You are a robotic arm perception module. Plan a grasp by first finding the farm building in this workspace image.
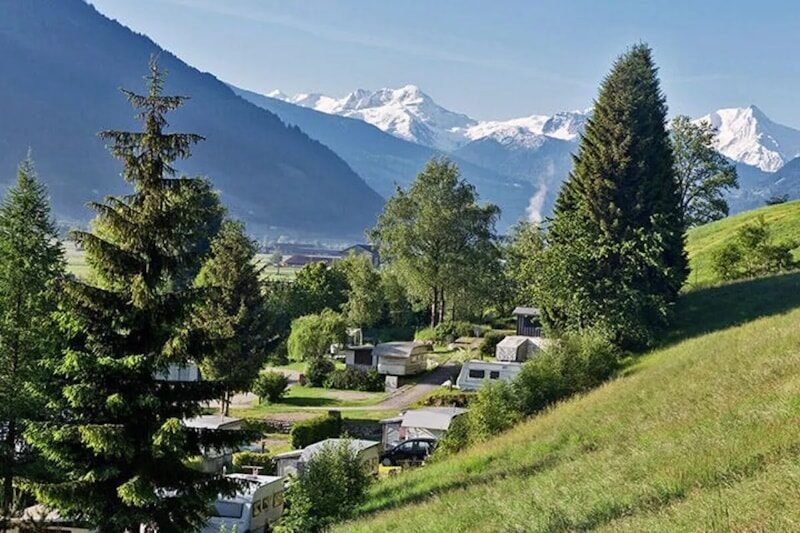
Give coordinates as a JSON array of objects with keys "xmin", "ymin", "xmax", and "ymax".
[
  {"xmin": 456, "ymin": 360, "xmax": 523, "ymax": 391},
  {"xmin": 513, "ymin": 306, "xmax": 542, "ymax": 337},
  {"xmin": 374, "ymin": 341, "xmax": 430, "ymax": 376},
  {"xmin": 282, "ymin": 254, "xmax": 338, "ymax": 267},
  {"xmin": 379, "ymin": 407, "xmax": 468, "ymax": 449},
  {"xmin": 340, "ymin": 243, "xmax": 380, "ymax": 267},
  {"xmin": 273, "ymin": 438, "xmax": 381, "ymax": 477},
  {"xmin": 183, "ymin": 415, "xmax": 244, "ymax": 473}
]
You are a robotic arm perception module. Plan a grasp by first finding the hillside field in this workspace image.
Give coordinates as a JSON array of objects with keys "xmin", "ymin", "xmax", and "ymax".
[
  {"xmin": 686, "ymin": 199, "xmax": 800, "ymax": 287},
  {"xmin": 338, "ymin": 272, "xmax": 800, "ymax": 531}
]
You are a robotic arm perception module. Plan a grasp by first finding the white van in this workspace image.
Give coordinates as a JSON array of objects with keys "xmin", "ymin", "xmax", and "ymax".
[{"xmin": 202, "ymin": 474, "xmax": 285, "ymax": 533}]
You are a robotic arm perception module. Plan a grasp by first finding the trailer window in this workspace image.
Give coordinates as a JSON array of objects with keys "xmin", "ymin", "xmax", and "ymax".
[
  {"xmin": 489, "ymin": 371, "xmax": 500, "ymax": 379},
  {"xmin": 273, "ymin": 490, "xmax": 284, "ymax": 507},
  {"xmin": 468, "ymin": 369, "xmax": 485, "ymax": 379},
  {"xmin": 213, "ymin": 500, "xmax": 243, "ymax": 519}
]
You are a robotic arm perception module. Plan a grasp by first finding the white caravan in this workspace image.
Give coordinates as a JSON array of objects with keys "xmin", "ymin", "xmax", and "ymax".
[{"xmin": 201, "ymin": 474, "xmax": 285, "ymax": 533}]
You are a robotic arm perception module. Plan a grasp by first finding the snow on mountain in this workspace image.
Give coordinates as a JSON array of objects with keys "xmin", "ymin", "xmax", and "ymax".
[
  {"xmin": 695, "ymin": 105, "xmax": 800, "ymax": 172},
  {"xmin": 269, "ymin": 86, "xmax": 590, "ymax": 151}
]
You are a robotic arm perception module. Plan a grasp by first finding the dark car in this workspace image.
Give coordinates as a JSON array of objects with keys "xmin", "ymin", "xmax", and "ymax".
[{"xmin": 379, "ymin": 438, "xmax": 437, "ymax": 467}]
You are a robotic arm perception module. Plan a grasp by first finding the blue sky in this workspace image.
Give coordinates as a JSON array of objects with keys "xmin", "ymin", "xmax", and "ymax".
[{"xmin": 89, "ymin": 0, "xmax": 800, "ymax": 126}]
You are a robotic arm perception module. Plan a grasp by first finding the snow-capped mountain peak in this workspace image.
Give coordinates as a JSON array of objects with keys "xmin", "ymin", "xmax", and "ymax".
[
  {"xmin": 268, "ymin": 85, "xmax": 590, "ymax": 151},
  {"xmin": 695, "ymin": 105, "xmax": 800, "ymax": 172}
]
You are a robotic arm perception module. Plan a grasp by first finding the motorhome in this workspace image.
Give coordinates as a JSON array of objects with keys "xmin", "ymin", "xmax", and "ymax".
[{"xmin": 201, "ymin": 473, "xmax": 285, "ymax": 533}]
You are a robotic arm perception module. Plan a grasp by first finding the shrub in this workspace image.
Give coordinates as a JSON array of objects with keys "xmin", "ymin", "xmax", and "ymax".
[
  {"xmin": 479, "ymin": 330, "xmax": 506, "ymax": 358},
  {"xmin": 712, "ymin": 216, "xmax": 798, "ymax": 282},
  {"xmin": 434, "ymin": 381, "xmax": 518, "ymax": 457},
  {"xmin": 414, "ymin": 326, "xmax": 436, "ymax": 343},
  {"xmin": 276, "ymin": 439, "xmax": 371, "ymax": 532},
  {"xmin": 305, "ymin": 356, "xmax": 335, "ymax": 387},
  {"xmin": 467, "ymin": 380, "xmax": 520, "ymax": 443},
  {"xmin": 290, "ymin": 412, "xmax": 342, "ymax": 449},
  {"xmin": 252, "ymin": 371, "xmax": 289, "ymax": 403},
  {"xmin": 324, "ymin": 367, "xmax": 384, "ymax": 392},
  {"xmin": 433, "ymin": 320, "xmax": 473, "ymax": 342},
  {"xmin": 514, "ymin": 328, "xmax": 620, "ymax": 416},
  {"xmin": 513, "ymin": 349, "xmax": 568, "ymax": 416},
  {"xmin": 417, "ymin": 388, "xmax": 473, "ymax": 408},
  {"xmin": 287, "ymin": 309, "xmax": 346, "ymax": 361},
  {"xmin": 232, "ymin": 451, "xmax": 274, "ymax": 475}
]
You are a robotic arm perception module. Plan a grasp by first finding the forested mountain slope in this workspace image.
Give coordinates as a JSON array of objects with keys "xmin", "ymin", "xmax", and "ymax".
[{"xmin": 0, "ymin": 0, "xmax": 383, "ymax": 238}]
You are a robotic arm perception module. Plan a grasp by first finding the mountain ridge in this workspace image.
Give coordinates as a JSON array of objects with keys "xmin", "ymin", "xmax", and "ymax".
[{"xmin": 0, "ymin": 0, "xmax": 384, "ymax": 239}]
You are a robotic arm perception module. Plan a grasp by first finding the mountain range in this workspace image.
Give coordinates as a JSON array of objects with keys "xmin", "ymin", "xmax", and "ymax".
[
  {"xmin": 1, "ymin": 0, "xmax": 798, "ymax": 240},
  {"xmin": 0, "ymin": 0, "xmax": 382, "ymax": 239},
  {"xmin": 266, "ymin": 86, "xmax": 800, "ymax": 217}
]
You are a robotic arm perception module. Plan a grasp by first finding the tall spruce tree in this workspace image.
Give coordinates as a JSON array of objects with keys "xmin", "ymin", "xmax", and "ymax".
[
  {"xmin": 194, "ymin": 219, "xmax": 273, "ymax": 416},
  {"xmin": 540, "ymin": 44, "xmax": 687, "ymax": 348},
  {"xmin": 26, "ymin": 60, "xmax": 255, "ymax": 532},
  {"xmin": 0, "ymin": 156, "xmax": 64, "ymax": 528}
]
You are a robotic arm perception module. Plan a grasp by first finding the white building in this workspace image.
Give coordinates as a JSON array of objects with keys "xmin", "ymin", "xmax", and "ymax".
[
  {"xmin": 273, "ymin": 438, "xmax": 381, "ymax": 477},
  {"xmin": 374, "ymin": 341, "xmax": 429, "ymax": 376},
  {"xmin": 379, "ymin": 407, "xmax": 468, "ymax": 449}
]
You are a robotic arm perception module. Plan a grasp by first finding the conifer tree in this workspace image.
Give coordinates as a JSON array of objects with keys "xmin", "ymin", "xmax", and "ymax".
[
  {"xmin": 27, "ymin": 59, "xmax": 255, "ymax": 532},
  {"xmin": 539, "ymin": 44, "xmax": 687, "ymax": 348},
  {"xmin": 194, "ymin": 219, "xmax": 273, "ymax": 416},
  {"xmin": 0, "ymin": 155, "xmax": 64, "ymax": 527}
]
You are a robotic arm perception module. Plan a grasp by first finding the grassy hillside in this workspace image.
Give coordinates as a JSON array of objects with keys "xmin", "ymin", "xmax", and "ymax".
[
  {"xmin": 686, "ymin": 199, "xmax": 800, "ymax": 286},
  {"xmin": 338, "ymin": 272, "xmax": 800, "ymax": 532}
]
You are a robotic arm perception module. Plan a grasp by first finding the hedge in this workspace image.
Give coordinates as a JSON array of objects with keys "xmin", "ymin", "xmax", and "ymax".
[
  {"xmin": 232, "ymin": 451, "xmax": 275, "ymax": 475},
  {"xmin": 290, "ymin": 412, "xmax": 343, "ymax": 449}
]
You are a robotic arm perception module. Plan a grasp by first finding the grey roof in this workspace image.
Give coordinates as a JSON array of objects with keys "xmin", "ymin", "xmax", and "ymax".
[
  {"xmin": 400, "ymin": 407, "xmax": 468, "ymax": 431},
  {"xmin": 512, "ymin": 306, "xmax": 541, "ymax": 316},
  {"xmin": 299, "ymin": 438, "xmax": 380, "ymax": 462},
  {"xmin": 497, "ymin": 335, "xmax": 531, "ymax": 348},
  {"xmin": 183, "ymin": 415, "xmax": 242, "ymax": 430},
  {"xmin": 373, "ymin": 341, "xmax": 429, "ymax": 359}
]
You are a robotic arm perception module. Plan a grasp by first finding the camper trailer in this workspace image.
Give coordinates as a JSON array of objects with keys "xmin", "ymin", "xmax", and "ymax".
[
  {"xmin": 273, "ymin": 438, "xmax": 381, "ymax": 477},
  {"xmin": 201, "ymin": 473, "xmax": 285, "ymax": 533},
  {"xmin": 374, "ymin": 341, "xmax": 429, "ymax": 376},
  {"xmin": 456, "ymin": 360, "xmax": 523, "ymax": 391}
]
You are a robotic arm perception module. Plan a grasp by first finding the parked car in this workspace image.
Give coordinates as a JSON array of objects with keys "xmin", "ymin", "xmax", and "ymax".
[{"xmin": 379, "ymin": 438, "xmax": 437, "ymax": 466}]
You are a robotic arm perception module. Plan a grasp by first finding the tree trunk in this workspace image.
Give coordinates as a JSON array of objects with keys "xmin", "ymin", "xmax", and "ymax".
[
  {"xmin": 1, "ymin": 419, "xmax": 15, "ymax": 530},
  {"xmin": 430, "ymin": 287, "xmax": 439, "ymax": 328},
  {"xmin": 438, "ymin": 289, "xmax": 446, "ymax": 325}
]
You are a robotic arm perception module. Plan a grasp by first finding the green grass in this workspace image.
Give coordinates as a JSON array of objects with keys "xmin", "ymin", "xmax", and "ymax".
[
  {"xmin": 685, "ymin": 199, "xmax": 800, "ymax": 287},
  {"xmin": 231, "ymin": 385, "xmax": 388, "ymax": 418},
  {"xmin": 64, "ymin": 247, "xmax": 301, "ymax": 281},
  {"xmin": 336, "ymin": 272, "xmax": 800, "ymax": 532}
]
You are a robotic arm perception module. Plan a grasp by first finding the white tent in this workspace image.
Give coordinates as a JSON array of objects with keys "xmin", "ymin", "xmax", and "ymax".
[{"xmin": 495, "ymin": 335, "xmax": 532, "ymax": 362}]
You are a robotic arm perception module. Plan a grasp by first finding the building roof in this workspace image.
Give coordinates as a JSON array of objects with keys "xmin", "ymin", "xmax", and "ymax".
[
  {"xmin": 462, "ymin": 359, "xmax": 524, "ymax": 370},
  {"xmin": 342, "ymin": 244, "xmax": 376, "ymax": 254},
  {"xmin": 373, "ymin": 341, "xmax": 429, "ymax": 359},
  {"xmin": 512, "ymin": 306, "xmax": 541, "ymax": 317},
  {"xmin": 183, "ymin": 415, "xmax": 242, "ymax": 430},
  {"xmin": 497, "ymin": 335, "xmax": 532, "ymax": 349},
  {"xmin": 273, "ymin": 438, "xmax": 380, "ymax": 463},
  {"xmin": 400, "ymin": 407, "xmax": 468, "ymax": 431},
  {"xmin": 223, "ymin": 473, "xmax": 283, "ymax": 499}
]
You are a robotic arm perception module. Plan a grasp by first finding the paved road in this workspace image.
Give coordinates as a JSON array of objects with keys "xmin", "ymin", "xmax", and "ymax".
[
  {"xmin": 353, "ymin": 360, "xmax": 461, "ymax": 411},
  {"xmin": 226, "ymin": 358, "xmax": 463, "ymax": 413}
]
